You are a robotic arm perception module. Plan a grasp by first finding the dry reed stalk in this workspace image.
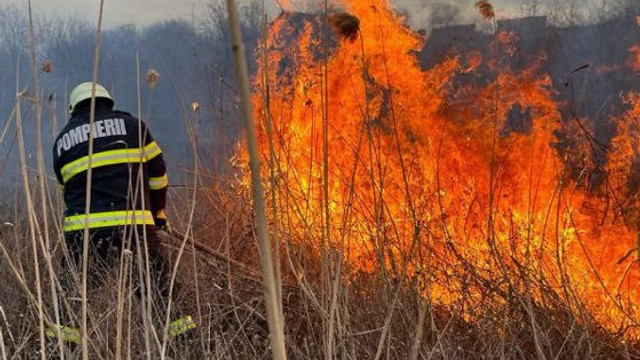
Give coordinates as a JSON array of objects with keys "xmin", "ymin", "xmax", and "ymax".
[
  {"xmin": 0, "ymin": 236, "xmax": 46, "ymax": 324},
  {"xmin": 126, "ymin": 259, "xmax": 134, "ymax": 358},
  {"xmin": 226, "ymin": 0, "xmax": 287, "ymax": 358},
  {"xmin": 14, "ymin": 56, "xmax": 47, "ymax": 359},
  {"xmin": 523, "ymin": 118, "xmax": 552, "ymax": 360},
  {"xmin": 160, "ymin": 95, "xmax": 201, "ymax": 358},
  {"xmin": 261, "ymin": 9, "xmax": 284, "ymax": 321},
  {"xmin": 268, "ymin": 139, "xmax": 326, "ymax": 318},
  {"xmin": 0, "ymin": 321, "xmax": 6, "ymax": 360},
  {"xmin": 190, "ymin": 223, "xmax": 206, "ymax": 352},
  {"xmin": 26, "ymin": 2, "xmax": 67, "ymax": 357},
  {"xmin": 156, "ymin": 78, "xmax": 211, "ymax": 354},
  {"xmin": 81, "ymin": 1, "xmax": 105, "ymax": 358},
  {"xmin": 264, "ymin": 37, "xmax": 326, "ymax": 358},
  {"xmin": 563, "ymin": 193, "xmax": 638, "ymax": 326},
  {"xmin": 115, "ymin": 250, "xmax": 132, "ymax": 360},
  {"xmin": 321, "ymin": 2, "xmax": 337, "ymax": 359},
  {"xmin": 488, "ymin": 14, "xmax": 548, "ymax": 357},
  {"xmin": 131, "ymin": 30, "xmax": 158, "ymax": 356},
  {"xmin": 323, "ymin": 77, "xmax": 368, "ymax": 356},
  {"xmin": 371, "ymin": 13, "xmax": 426, "ymax": 360},
  {"xmin": 187, "ymin": 100, "xmax": 207, "ymax": 353},
  {"xmin": 408, "ymin": 299, "xmax": 427, "ymax": 360},
  {"xmin": 326, "ymin": 12, "xmax": 364, "ymax": 358}
]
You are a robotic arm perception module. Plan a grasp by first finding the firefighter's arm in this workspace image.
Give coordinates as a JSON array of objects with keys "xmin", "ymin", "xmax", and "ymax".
[
  {"xmin": 141, "ymin": 123, "xmax": 169, "ymax": 225},
  {"xmin": 52, "ymin": 143, "xmax": 64, "ymax": 185}
]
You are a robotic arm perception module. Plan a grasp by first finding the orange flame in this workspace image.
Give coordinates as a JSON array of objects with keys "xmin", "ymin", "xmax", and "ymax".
[
  {"xmin": 246, "ymin": 0, "xmax": 640, "ymax": 336},
  {"xmin": 631, "ymin": 45, "xmax": 640, "ymax": 72}
]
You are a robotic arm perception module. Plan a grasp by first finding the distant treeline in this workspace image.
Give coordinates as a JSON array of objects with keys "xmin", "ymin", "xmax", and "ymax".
[
  {"xmin": 1, "ymin": 0, "xmax": 639, "ymax": 188},
  {"xmin": 0, "ymin": 1, "xmax": 261, "ymax": 186},
  {"xmin": 420, "ymin": 11, "xmax": 640, "ymax": 186}
]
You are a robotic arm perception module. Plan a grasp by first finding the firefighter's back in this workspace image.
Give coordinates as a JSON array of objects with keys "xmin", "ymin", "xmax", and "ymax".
[{"xmin": 53, "ymin": 100, "xmax": 155, "ymax": 232}]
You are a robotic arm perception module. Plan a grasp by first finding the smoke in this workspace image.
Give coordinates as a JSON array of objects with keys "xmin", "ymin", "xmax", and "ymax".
[
  {"xmin": 393, "ymin": 0, "xmax": 640, "ymax": 30},
  {"xmin": 392, "ymin": 0, "xmax": 517, "ymax": 30}
]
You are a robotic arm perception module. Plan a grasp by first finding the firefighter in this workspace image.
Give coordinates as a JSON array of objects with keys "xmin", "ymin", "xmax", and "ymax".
[{"xmin": 48, "ymin": 82, "xmax": 195, "ymax": 344}]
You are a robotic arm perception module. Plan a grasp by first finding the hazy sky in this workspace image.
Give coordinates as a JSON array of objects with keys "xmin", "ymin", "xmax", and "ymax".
[
  {"xmin": 2, "ymin": 0, "xmax": 201, "ymax": 27},
  {"xmin": 2, "ymin": 0, "xmax": 626, "ymax": 29},
  {"xmin": 0, "ymin": 0, "xmax": 529, "ymax": 29}
]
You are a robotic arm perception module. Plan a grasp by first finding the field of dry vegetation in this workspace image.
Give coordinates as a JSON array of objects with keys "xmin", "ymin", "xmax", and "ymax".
[{"xmin": 3, "ymin": 0, "xmax": 640, "ymax": 359}]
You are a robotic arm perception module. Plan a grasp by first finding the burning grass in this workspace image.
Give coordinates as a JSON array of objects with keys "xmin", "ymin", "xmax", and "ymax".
[
  {"xmin": 631, "ymin": 45, "xmax": 640, "ymax": 72},
  {"xmin": 1, "ymin": 185, "xmax": 639, "ymax": 358},
  {"xmin": 249, "ymin": 0, "xmax": 640, "ymax": 352},
  {"xmin": 3, "ymin": 0, "xmax": 640, "ymax": 358}
]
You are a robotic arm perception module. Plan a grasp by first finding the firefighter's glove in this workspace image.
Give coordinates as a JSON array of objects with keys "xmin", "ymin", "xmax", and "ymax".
[{"xmin": 154, "ymin": 209, "xmax": 172, "ymax": 234}]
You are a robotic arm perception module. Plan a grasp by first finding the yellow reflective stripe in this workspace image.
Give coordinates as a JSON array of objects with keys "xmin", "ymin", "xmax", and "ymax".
[
  {"xmin": 64, "ymin": 210, "xmax": 154, "ymax": 232},
  {"xmin": 45, "ymin": 325, "xmax": 80, "ymax": 344},
  {"xmin": 145, "ymin": 141, "xmax": 162, "ymax": 161},
  {"xmin": 168, "ymin": 315, "xmax": 197, "ymax": 337},
  {"xmin": 149, "ymin": 174, "xmax": 169, "ymax": 190},
  {"xmin": 60, "ymin": 148, "xmax": 146, "ymax": 183}
]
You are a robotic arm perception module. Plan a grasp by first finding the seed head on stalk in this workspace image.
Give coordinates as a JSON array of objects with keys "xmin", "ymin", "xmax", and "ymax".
[
  {"xmin": 475, "ymin": 1, "xmax": 495, "ymax": 20},
  {"xmin": 146, "ymin": 69, "xmax": 159, "ymax": 89},
  {"xmin": 42, "ymin": 60, "xmax": 52, "ymax": 73},
  {"xmin": 329, "ymin": 12, "xmax": 360, "ymax": 42},
  {"xmin": 191, "ymin": 101, "xmax": 200, "ymax": 114}
]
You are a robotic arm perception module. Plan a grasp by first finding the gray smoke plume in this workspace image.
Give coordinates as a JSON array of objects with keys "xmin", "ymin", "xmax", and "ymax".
[{"xmin": 393, "ymin": 0, "xmax": 640, "ymax": 30}]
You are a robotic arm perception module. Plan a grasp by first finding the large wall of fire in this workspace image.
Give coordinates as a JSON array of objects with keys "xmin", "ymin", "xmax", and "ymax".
[{"xmin": 247, "ymin": 0, "xmax": 640, "ymax": 335}]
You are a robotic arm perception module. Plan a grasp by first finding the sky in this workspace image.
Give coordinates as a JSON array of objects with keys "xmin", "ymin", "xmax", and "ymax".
[
  {"xmin": 2, "ymin": 0, "xmax": 201, "ymax": 27},
  {"xmin": 0, "ymin": 0, "xmax": 627, "ymax": 30},
  {"xmin": 0, "ymin": 0, "xmax": 528, "ymax": 29}
]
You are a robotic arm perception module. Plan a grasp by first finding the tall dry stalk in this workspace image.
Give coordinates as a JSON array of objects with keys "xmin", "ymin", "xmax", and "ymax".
[
  {"xmin": 0, "ymin": 321, "xmax": 6, "ymax": 360},
  {"xmin": 321, "ymin": 3, "xmax": 338, "ymax": 359},
  {"xmin": 225, "ymin": 0, "xmax": 287, "ymax": 358},
  {"xmin": 371, "ymin": 11, "xmax": 426, "ymax": 360},
  {"xmin": 408, "ymin": 298, "xmax": 427, "ymax": 360},
  {"xmin": 261, "ymin": 6, "xmax": 284, "ymax": 320},
  {"xmin": 15, "ymin": 67, "xmax": 46, "ymax": 360},
  {"xmin": 132, "ymin": 29, "xmax": 157, "ymax": 356},
  {"xmin": 160, "ymin": 93, "xmax": 201, "ymax": 358},
  {"xmin": 80, "ymin": 1, "xmax": 105, "ymax": 358},
  {"xmin": 26, "ymin": 2, "xmax": 66, "ymax": 357},
  {"xmin": 126, "ymin": 258, "xmax": 134, "ymax": 358},
  {"xmin": 0, "ymin": 204, "xmax": 49, "ymax": 328},
  {"xmin": 480, "ymin": 8, "xmax": 547, "ymax": 358},
  {"xmin": 325, "ymin": 12, "xmax": 366, "ymax": 358},
  {"xmin": 170, "ymin": 80, "xmax": 209, "ymax": 354},
  {"xmin": 115, "ymin": 250, "xmax": 132, "ymax": 360},
  {"xmin": 184, "ymin": 94, "xmax": 208, "ymax": 354}
]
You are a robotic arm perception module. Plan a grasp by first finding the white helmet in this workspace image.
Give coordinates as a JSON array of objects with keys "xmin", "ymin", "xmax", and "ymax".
[{"xmin": 69, "ymin": 82, "xmax": 113, "ymax": 111}]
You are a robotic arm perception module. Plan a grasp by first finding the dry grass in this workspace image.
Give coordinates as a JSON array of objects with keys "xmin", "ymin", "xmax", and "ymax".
[
  {"xmin": 1, "ymin": 183, "xmax": 639, "ymax": 359},
  {"xmin": 1, "ymin": 2, "xmax": 640, "ymax": 360}
]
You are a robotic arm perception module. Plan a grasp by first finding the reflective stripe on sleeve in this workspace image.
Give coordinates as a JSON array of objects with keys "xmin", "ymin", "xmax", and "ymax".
[
  {"xmin": 60, "ymin": 148, "xmax": 146, "ymax": 183},
  {"xmin": 144, "ymin": 141, "xmax": 162, "ymax": 161},
  {"xmin": 149, "ymin": 174, "xmax": 169, "ymax": 190},
  {"xmin": 64, "ymin": 210, "xmax": 155, "ymax": 232},
  {"xmin": 46, "ymin": 325, "xmax": 80, "ymax": 344},
  {"xmin": 168, "ymin": 315, "xmax": 197, "ymax": 337}
]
